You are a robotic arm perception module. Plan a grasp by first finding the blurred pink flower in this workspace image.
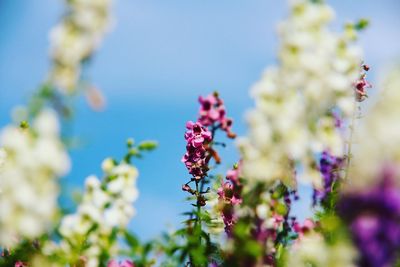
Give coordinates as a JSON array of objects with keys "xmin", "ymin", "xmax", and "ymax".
[
  {"xmin": 15, "ymin": 261, "xmax": 27, "ymax": 267},
  {"xmin": 107, "ymin": 260, "xmax": 135, "ymax": 267}
]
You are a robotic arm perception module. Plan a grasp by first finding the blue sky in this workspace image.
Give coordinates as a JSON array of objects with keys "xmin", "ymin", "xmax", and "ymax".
[{"xmin": 0, "ymin": 0, "xmax": 399, "ymax": 240}]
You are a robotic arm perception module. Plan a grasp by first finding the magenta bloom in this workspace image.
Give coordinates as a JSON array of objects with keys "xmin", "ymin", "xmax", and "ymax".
[
  {"xmin": 293, "ymin": 219, "xmax": 315, "ymax": 240},
  {"xmin": 182, "ymin": 121, "xmax": 212, "ymax": 179},
  {"xmin": 14, "ymin": 262, "xmax": 27, "ymax": 267},
  {"xmin": 198, "ymin": 93, "xmax": 235, "ymax": 138},
  {"xmin": 107, "ymin": 259, "xmax": 135, "ymax": 267},
  {"xmin": 218, "ymin": 164, "xmax": 243, "ymax": 235},
  {"xmin": 354, "ymin": 64, "xmax": 372, "ymax": 102}
]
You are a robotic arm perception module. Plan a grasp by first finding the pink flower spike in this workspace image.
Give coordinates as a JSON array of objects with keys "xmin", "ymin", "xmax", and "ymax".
[
  {"xmin": 197, "ymin": 92, "xmax": 236, "ymax": 138},
  {"xmin": 182, "ymin": 121, "xmax": 213, "ymax": 178}
]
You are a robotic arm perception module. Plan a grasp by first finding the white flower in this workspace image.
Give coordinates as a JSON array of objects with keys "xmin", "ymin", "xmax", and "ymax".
[
  {"xmin": 53, "ymin": 158, "xmax": 139, "ymax": 264},
  {"xmin": 33, "ymin": 108, "xmax": 60, "ymax": 137},
  {"xmin": 0, "ymin": 148, "xmax": 6, "ymax": 169},
  {"xmin": 287, "ymin": 232, "xmax": 357, "ymax": 267},
  {"xmin": 0, "ymin": 108, "xmax": 70, "ymax": 247},
  {"xmin": 349, "ymin": 68, "xmax": 400, "ymax": 189},
  {"xmin": 238, "ymin": 0, "xmax": 362, "ymax": 187},
  {"xmin": 101, "ymin": 157, "xmax": 115, "ymax": 173},
  {"xmin": 48, "ymin": 0, "xmax": 113, "ymax": 92}
]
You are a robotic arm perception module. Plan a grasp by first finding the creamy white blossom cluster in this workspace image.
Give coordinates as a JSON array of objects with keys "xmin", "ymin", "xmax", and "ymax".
[
  {"xmin": 0, "ymin": 148, "xmax": 6, "ymax": 169},
  {"xmin": 287, "ymin": 232, "xmax": 356, "ymax": 267},
  {"xmin": 46, "ymin": 158, "xmax": 139, "ymax": 267},
  {"xmin": 238, "ymin": 0, "xmax": 362, "ymax": 187},
  {"xmin": 349, "ymin": 68, "xmax": 400, "ymax": 189},
  {"xmin": 0, "ymin": 109, "xmax": 70, "ymax": 247},
  {"xmin": 49, "ymin": 0, "xmax": 112, "ymax": 92}
]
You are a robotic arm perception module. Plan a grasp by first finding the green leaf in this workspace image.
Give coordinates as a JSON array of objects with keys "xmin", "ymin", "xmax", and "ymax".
[
  {"xmin": 138, "ymin": 140, "xmax": 158, "ymax": 151},
  {"xmin": 355, "ymin": 18, "xmax": 370, "ymax": 31},
  {"xmin": 124, "ymin": 231, "xmax": 140, "ymax": 249}
]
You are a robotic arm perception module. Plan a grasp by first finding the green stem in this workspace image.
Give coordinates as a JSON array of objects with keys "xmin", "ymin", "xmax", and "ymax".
[{"xmin": 344, "ymin": 100, "xmax": 360, "ymax": 180}]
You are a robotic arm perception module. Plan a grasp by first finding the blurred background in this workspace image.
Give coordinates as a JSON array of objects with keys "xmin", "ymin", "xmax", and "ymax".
[{"xmin": 0, "ymin": 0, "xmax": 399, "ymax": 240}]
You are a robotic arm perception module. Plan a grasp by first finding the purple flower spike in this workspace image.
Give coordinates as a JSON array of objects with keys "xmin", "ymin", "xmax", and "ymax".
[
  {"xmin": 338, "ymin": 167, "xmax": 400, "ymax": 267},
  {"xmin": 313, "ymin": 151, "xmax": 344, "ymax": 205}
]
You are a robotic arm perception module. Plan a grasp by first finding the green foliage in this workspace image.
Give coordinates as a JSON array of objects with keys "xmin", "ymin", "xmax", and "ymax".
[
  {"xmin": 137, "ymin": 141, "xmax": 158, "ymax": 151},
  {"xmin": 0, "ymin": 239, "xmax": 42, "ymax": 267},
  {"xmin": 28, "ymin": 83, "xmax": 74, "ymax": 119},
  {"xmin": 354, "ymin": 18, "xmax": 370, "ymax": 31},
  {"xmin": 124, "ymin": 138, "xmax": 158, "ymax": 162},
  {"xmin": 123, "ymin": 231, "xmax": 156, "ymax": 267}
]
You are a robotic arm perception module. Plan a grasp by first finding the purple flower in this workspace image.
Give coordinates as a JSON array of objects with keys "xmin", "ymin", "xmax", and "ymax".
[
  {"xmin": 198, "ymin": 92, "xmax": 236, "ymax": 138},
  {"xmin": 182, "ymin": 121, "xmax": 212, "ymax": 179},
  {"xmin": 313, "ymin": 151, "xmax": 344, "ymax": 205},
  {"xmin": 338, "ymin": 167, "xmax": 400, "ymax": 267}
]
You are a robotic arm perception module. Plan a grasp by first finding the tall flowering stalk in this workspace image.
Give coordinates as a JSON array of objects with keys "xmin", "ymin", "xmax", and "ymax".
[
  {"xmin": 237, "ymin": 0, "xmax": 364, "ymax": 188},
  {"xmin": 166, "ymin": 92, "xmax": 236, "ymax": 266},
  {"xmin": 181, "ymin": 92, "xmax": 236, "ymax": 209},
  {"xmin": 27, "ymin": 0, "xmax": 112, "ymax": 119},
  {"xmin": 226, "ymin": 1, "xmax": 371, "ymax": 266},
  {"xmin": 48, "ymin": 0, "xmax": 113, "ymax": 93},
  {"xmin": 217, "ymin": 164, "xmax": 243, "ymax": 236},
  {"xmin": 0, "ymin": 109, "xmax": 70, "ymax": 248},
  {"xmin": 336, "ymin": 68, "xmax": 400, "ymax": 267},
  {"xmin": 41, "ymin": 139, "xmax": 156, "ymax": 267}
]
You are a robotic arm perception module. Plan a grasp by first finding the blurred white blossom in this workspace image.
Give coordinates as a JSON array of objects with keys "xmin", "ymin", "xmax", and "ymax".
[
  {"xmin": 48, "ymin": 0, "xmax": 113, "ymax": 92},
  {"xmin": 45, "ymin": 158, "xmax": 139, "ymax": 267},
  {"xmin": 238, "ymin": 0, "xmax": 362, "ymax": 187},
  {"xmin": 349, "ymin": 67, "xmax": 400, "ymax": 189},
  {"xmin": 287, "ymin": 232, "xmax": 357, "ymax": 267},
  {"xmin": 0, "ymin": 109, "xmax": 70, "ymax": 247}
]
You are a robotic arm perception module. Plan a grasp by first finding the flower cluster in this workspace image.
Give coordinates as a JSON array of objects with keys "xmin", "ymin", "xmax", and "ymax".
[
  {"xmin": 338, "ymin": 168, "xmax": 400, "ymax": 267},
  {"xmin": 198, "ymin": 92, "xmax": 236, "ymax": 138},
  {"xmin": 182, "ymin": 121, "xmax": 212, "ymax": 179},
  {"xmin": 222, "ymin": 185, "xmax": 298, "ymax": 266},
  {"xmin": 336, "ymin": 68, "xmax": 400, "ymax": 267},
  {"xmin": 0, "ymin": 148, "xmax": 6, "ymax": 169},
  {"xmin": 287, "ymin": 232, "xmax": 357, "ymax": 267},
  {"xmin": 182, "ymin": 92, "xmax": 236, "ymax": 181},
  {"xmin": 44, "ymin": 158, "xmax": 139, "ymax": 267},
  {"xmin": 14, "ymin": 261, "xmax": 27, "ymax": 267},
  {"xmin": 48, "ymin": 0, "xmax": 113, "ymax": 92},
  {"xmin": 217, "ymin": 164, "xmax": 242, "ymax": 235},
  {"xmin": 348, "ymin": 67, "xmax": 400, "ymax": 189},
  {"xmin": 0, "ymin": 109, "xmax": 70, "ymax": 247},
  {"xmin": 237, "ymin": 0, "xmax": 362, "ymax": 187},
  {"xmin": 354, "ymin": 64, "xmax": 372, "ymax": 102},
  {"xmin": 313, "ymin": 151, "xmax": 344, "ymax": 205}
]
